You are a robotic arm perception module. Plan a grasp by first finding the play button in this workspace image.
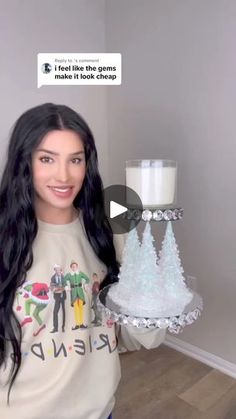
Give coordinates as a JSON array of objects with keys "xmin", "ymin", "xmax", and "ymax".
[
  {"xmin": 103, "ymin": 184, "xmax": 143, "ymax": 234},
  {"xmin": 110, "ymin": 201, "xmax": 127, "ymax": 218}
]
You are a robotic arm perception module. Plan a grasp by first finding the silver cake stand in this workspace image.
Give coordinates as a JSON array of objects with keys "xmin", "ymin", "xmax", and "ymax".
[
  {"xmin": 97, "ymin": 206, "xmax": 203, "ymax": 334},
  {"xmin": 97, "ymin": 285, "xmax": 203, "ymax": 334}
]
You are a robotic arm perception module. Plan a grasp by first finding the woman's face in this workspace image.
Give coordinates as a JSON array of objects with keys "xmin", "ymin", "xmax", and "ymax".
[{"xmin": 32, "ymin": 129, "xmax": 86, "ymax": 222}]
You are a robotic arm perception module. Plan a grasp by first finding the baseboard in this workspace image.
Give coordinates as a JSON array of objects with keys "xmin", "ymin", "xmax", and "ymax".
[{"xmin": 164, "ymin": 335, "xmax": 236, "ymax": 379}]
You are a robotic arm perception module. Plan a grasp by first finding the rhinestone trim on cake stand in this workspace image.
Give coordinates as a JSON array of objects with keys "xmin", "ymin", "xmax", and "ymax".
[
  {"xmin": 97, "ymin": 285, "xmax": 203, "ymax": 334},
  {"xmin": 124, "ymin": 207, "xmax": 184, "ymax": 222}
]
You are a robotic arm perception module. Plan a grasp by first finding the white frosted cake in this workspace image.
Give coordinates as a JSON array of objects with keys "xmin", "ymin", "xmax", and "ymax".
[{"xmin": 109, "ymin": 222, "xmax": 193, "ymax": 318}]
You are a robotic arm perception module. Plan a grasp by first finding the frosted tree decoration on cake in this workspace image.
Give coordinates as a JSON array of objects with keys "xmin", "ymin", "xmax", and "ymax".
[
  {"xmin": 158, "ymin": 221, "xmax": 193, "ymax": 313},
  {"xmin": 109, "ymin": 224, "xmax": 141, "ymax": 309},
  {"xmin": 109, "ymin": 221, "xmax": 193, "ymax": 318},
  {"xmin": 135, "ymin": 222, "xmax": 160, "ymax": 292},
  {"xmin": 128, "ymin": 222, "xmax": 166, "ymax": 317},
  {"xmin": 110, "ymin": 223, "xmax": 166, "ymax": 318},
  {"xmin": 119, "ymin": 222, "xmax": 140, "ymax": 284}
]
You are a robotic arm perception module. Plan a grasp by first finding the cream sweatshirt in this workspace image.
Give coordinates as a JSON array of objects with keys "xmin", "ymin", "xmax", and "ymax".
[{"xmin": 0, "ymin": 213, "xmax": 165, "ymax": 419}]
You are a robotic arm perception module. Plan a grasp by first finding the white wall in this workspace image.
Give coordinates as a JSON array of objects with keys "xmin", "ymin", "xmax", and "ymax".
[
  {"xmin": 0, "ymin": 0, "xmax": 109, "ymax": 182},
  {"xmin": 106, "ymin": 0, "xmax": 236, "ymax": 364}
]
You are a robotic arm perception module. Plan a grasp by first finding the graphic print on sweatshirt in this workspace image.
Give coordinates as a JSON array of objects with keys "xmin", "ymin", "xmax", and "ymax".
[{"xmin": 14, "ymin": 260, "xmax": 117, "ymax": 363}]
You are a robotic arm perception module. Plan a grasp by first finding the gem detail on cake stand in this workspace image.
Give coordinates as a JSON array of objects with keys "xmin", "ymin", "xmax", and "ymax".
[{"xmin": 97, "ymin": 286, "xmax": 203, "ymax": 334}]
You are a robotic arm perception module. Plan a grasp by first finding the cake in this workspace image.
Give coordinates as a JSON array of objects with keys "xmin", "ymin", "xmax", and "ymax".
[{"xmin": 108, "ymin": 222, "xmax": 193, "ymax": 318}]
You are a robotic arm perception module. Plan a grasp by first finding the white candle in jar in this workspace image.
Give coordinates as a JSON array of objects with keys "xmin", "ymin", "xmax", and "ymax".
[{"xmin": 126, "ymin": 160, "xmax": 177, "ymax": 207}]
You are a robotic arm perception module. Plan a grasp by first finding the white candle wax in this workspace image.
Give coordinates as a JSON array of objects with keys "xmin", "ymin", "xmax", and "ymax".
[{"xmin": 126, "ymin": 165, "xmax": 176, "ymax": 206}]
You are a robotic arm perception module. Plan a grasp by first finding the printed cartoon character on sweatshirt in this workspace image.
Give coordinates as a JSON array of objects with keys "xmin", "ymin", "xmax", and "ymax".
[
  {"xmin": 15, "ymin": 290, "xmax": 23, "ymax": 312},
  {"xmin": 65, "ymin": 261, "xmax": 89, "ymax": 330},
  {"xmin": 20, "ymin": 282, "xmax": 50, "ymax": 337},
  {"xmin": 91, "ymin": 272, "xmax": 102, "ymax": 326},
  {"xmin": 50, "ymin": 264, "xmax": 67, "ymax": 333}
]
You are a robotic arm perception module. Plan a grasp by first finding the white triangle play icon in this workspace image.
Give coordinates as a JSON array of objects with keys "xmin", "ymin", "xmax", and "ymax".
[{"xmin": 110, "ymin": 200, "xmax": 128, "ymax": 219}]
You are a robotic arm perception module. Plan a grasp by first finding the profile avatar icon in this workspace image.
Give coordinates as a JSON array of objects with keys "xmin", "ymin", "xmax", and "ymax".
[{"xmin": 41, "ymin": 63, "xmax": 52, "ymax": 74}]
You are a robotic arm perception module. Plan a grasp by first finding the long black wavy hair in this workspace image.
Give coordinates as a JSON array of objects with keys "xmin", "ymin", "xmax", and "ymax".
[{"xmin": 0, "ymin": 103, "xmax": 119, "ymax": 401}]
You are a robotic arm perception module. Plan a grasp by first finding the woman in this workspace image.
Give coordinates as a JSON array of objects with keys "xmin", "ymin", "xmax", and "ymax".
[{"xmin": 0, "ymin": 103, "xmax": 165, "ymax": 418}]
